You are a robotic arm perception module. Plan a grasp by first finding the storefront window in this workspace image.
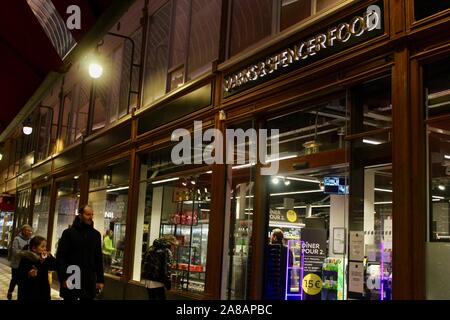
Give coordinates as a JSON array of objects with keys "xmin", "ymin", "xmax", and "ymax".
[
  {"xmin": 0, "ymin": 196, "xmax": 14, "ymax": 250},
  {"xmin": 13, "ymin": 189, "xmax": 32, "ymax": 236},
  {"xmin": 229, "ymin": 0, "xmax": 273, "ymax": 57},
  {"xmin": 264, "ymin": 100, "xmax": 350, "ymax": 300},
  {"xmin": 414, "ymin": 1, "xmax": 450, "ymax": 21},
  {"xmin": 133, "ymin": 145, "xmax": 211, "ymax": 294},
  {"xmin": 230, "ymin": 0, "xmax": 345, "ymax": 55},
  {"xmin": 425, "ymin": 57, "xmax": 450, "ymax": 242},
  {"xmin": 348, "ymin": 162, "xmax": 393, "ymax": 300},
  {"xmin": 143, "ymin": 2, "xmax": 172, "ymax": 106},
  {"xmin": 425, "ymin": 57, "xmax": 450, "ymax": 118},
  {"xmin": 32, "ymin": 186, "xmax": 51, "ymax": 238},
  {"xmin": 267, "ymin": 96, "xmax": 348, "ymax": 156},
  {"xmin": 351, "ymin": 76, "xmax": 392, "ymax": 134},
  {"xmin": 187, "ymin": 0, "xmax": 221, "ymax": 79},
  {"xmin": 280, "ymin": 0, "xmax": 312, "ymax": 31},
  {"xmin": 261, "ymin": 84, "xmax": 393, "ymax": 300},
  {"xmin": 36, "ymin": 104, "xmax": 57, "ymax": 161},
  {"xmin": 349, "ymin": 77, "xmax": 393, "ymax": 300},
  {"xmin": 51, "ymin": 178, "xmax": 79, "ymax": 254},
  {"xmin": 425, "ymin": 56, "xmax": 450, "ymax": 298},
  {"xmin": 224, "ymin": 120, "xmax": 255, "ymax": 300},
  {"xmin": 88, "ymin": 160, "xmax": 130, "ymax": 277},
  {"xmin": 427, "ymin": 119, "xmax": 450, "ymax": 242},
  {"xmin": 74, "ymin": 82, "xmax": 90, "ymax": 143}
]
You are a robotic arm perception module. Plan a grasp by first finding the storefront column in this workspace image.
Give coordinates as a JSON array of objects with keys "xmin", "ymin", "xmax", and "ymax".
[
  {"xmin": 123, "ymin": 148, "xmax": 138, "ymax": 282},
  {"xmin": 205, "ymin": 113, "xmax": 227, "ymax": 299},
  {"xmin": 392, "ymin": 46, "xmax": 424, "ymax": 299},
  {"xmin": 410, "ymin": 57, "xmax": 426, "ymax": 299},
  {"xmin": 249, "ymin": 119, "xmax": 268, "ymax": 299}
]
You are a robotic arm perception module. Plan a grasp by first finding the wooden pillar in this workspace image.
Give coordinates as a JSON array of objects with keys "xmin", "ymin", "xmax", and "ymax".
[
  {"xmin": 392, "ymin": 46, "xmax": 415, "ymax": 299},
  {"xmin": 409, "ymin": 58, "xmax": 426, "ymax": 299},
  {"xmin": 249, "ymin": 118, "xmax": 268, "ymax": 300},
  {"xmin": 123, "ymin": 148, "xmax": 138, "ymax": 283},
  {"xmin": 204, "ymin": 113, "xmax": 227, "ymax": 299}
]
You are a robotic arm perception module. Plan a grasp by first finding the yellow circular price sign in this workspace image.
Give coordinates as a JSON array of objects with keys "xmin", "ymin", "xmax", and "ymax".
[
  {"xmin": 286, "ymin": 210, "xmax": 297, "ymax": 222},
  {"xmin": 302, "ymin": 273, "xmax": 322, "ymax": 295}
]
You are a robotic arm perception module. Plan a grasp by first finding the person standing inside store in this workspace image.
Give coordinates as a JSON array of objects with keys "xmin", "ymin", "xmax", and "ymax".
[
  {"xmin": 17, "ymin": 235, "xmax": 58, "ymax": 300},
  {"xmin": 265, "ymin": 228, "xmax": 289, "ymax": 300},
  {"xmin": 102, "ymin": 230, "xmax": 115, "ymax": 273},
  {"xmin": 142, "ymin": 235, "xmax": 178, "ymax": 300},
  {"xmin": 56, "ymin": 205, "xmax": 104, "ymax": 300},
  {"xmin": 7, "ymin": 224, "xmax": 32, "ymax": 300}
]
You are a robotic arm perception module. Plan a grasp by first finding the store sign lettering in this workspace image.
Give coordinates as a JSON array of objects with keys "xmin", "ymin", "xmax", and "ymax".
[{"xmin": 224, "ymin": 5, "xmax": 383, "ymax": 95}]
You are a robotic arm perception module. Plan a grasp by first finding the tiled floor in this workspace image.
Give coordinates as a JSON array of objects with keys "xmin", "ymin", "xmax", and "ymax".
[{"xmin": 0, "ymin": 257, "xmax": 61, "ymax": 300}]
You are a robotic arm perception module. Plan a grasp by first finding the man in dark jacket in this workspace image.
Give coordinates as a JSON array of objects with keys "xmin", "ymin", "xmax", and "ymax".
[
  {"xmin": 265, "ymin": 228, "xmax": 289, "ymax": 300},
  {"xmin": 56, "ymin": 205, "xmax": 104, "ymax": 300}
]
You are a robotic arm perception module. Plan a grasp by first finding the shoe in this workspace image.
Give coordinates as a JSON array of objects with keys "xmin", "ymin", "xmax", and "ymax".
[{"xmin": 7, "ymin": 292, "xmax": 12, "ymax": 300}]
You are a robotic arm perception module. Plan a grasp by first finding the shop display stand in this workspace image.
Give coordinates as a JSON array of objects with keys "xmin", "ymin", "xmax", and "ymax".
[
  {"xmin": 321, "ymin": 258, "xmax": 344, "ymax": 300},
  {"xmin": 285, "ymin": 239, "xmax": 304, "ymax": 300}
]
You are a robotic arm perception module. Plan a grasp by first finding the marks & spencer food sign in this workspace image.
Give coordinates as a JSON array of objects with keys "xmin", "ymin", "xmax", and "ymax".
[{"xmin": 224, "ymin": 3, "xmax": 384, "ymax": 96}]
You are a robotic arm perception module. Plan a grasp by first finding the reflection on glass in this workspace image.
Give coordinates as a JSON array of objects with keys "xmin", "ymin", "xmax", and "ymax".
[
  {"xmin": 137, "ymin": 172, "xmax": 210, "ymax": 293},
  {"xmin": 267, "ymin": 96, "xmax": 348, "ymax": 157},
  {"xmin": 0, "ymin": 211, "xmax": 14, "ymax": 250},
  {"xmin": 89, "ymin": 161, "xmax": 129, "ymax": 276},
  {"xmin": 265, "ymin": 165, "xmax": 348, "ymax": 300},
  {"xmin": 32, "ymin": 186, "xmax": 51, "ymax": 238},
  {"xmin": 428, "ymin": 122, "xmax": 450, "ymax": 241},
  {"xmin": 280, "ymin": 0, "xmax": 311, "ymax": 31},
  {"xmin": 134, "ymin": 146, "xmax": 211, "ymax": 293},
  {"xmin": 51, "ymin": 179, "xmax": 79, "ymax": 254},
  {"xmin": 414, "ymin": 1, "xmax": 450, "ymax": 21},
  {"xmin": 351, "ymin": 76, "xmax": 392, "ymax": 134},
  {"xmin": 363, "ymin": 165, "xmax": 393, "ymax": 300},
  {"xmin": 229, "ymin": 0, "xmax": 273, "ymax": 57},
  {"xmin": 225, "ymin": 120, "xmax": 255, "ymax": 300},
  {"xmin": 425, "ymin": 57, "xmax": 450, "ymax": 118}
]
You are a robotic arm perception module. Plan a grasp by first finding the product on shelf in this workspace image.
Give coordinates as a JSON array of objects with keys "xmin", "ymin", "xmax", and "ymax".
[
  {"xmin": 169, "ymin": 209, "xmax": 198, "ymax": 225},
  {"xmin": 321, "ymin": 258, "xmax": 344, "ymax": 300}
]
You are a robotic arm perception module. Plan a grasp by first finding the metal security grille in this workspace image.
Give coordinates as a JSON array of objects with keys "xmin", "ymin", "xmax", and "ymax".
[{"xmin": 27, "ymin": 0, "xmax": 77, "ymax": 59}]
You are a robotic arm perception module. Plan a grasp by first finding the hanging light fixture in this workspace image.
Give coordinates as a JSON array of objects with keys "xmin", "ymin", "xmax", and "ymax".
[
  {"xmin": 22, "ymin": 118, "xmax": 33, "ymax": 135},
  {"xmin": 303, "ymin": 110, "xmax": 321, "ymax": 155},
  {"xmin": 88, "ymin": 62, "xmax": 103, "ymax": 79}
]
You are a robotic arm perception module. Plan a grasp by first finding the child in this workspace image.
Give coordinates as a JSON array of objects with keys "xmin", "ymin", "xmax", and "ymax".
[{"xmin": 17, "ymin": 235, "xmax": 58, "ymax": 300}]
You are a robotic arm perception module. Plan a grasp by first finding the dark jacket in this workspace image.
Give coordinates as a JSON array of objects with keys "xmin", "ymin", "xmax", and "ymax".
[
  {"xmin": 56, "ymin": 216, "xmax": 104, "ymax": 300},
  {"xmin": 264, "ymin": 243, "xmax": 289, "ymax": 300},
  {"xmin": 142, "ymin": 238, "xmax": 173, "ymax": 289},
  {"xmin": 17, "ymin": 250, "xmax": 58, "ymax": 301}
]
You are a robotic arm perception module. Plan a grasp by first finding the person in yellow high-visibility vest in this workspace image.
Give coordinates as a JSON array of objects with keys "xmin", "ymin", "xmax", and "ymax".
[{"xmin": 102, "ymin": 230, "xmax": 115, "ymax": 273}]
